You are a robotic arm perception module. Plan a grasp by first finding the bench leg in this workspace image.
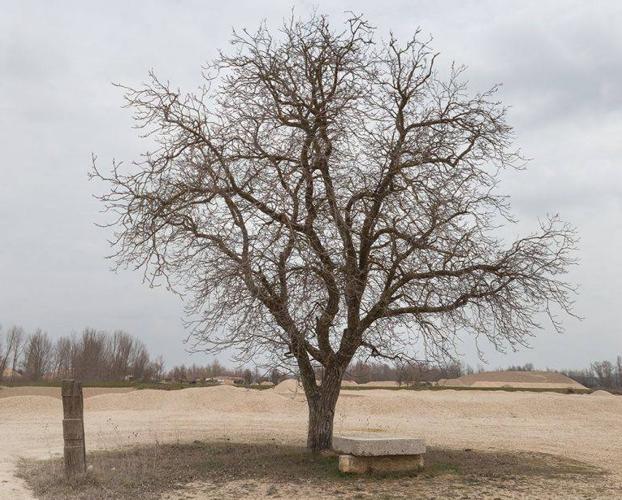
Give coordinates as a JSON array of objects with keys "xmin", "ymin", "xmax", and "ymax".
[{"xmin": 339, "ymin": 454, "xmax": 424, "ymax": 474}]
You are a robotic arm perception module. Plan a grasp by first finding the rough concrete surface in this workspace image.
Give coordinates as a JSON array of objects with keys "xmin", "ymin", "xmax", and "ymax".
[
  {"xmin": 332, "ymin": 435, "xmax": 426, "ymax": 456},
  {"xmin": 339, "ymin": 453, "xmax": 425, "ymax": 474}
]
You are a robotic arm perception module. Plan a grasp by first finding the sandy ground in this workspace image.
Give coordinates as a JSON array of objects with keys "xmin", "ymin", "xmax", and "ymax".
[{"xmin": 1, "ymin": 385, "xmax": 621, "ymax": 499}]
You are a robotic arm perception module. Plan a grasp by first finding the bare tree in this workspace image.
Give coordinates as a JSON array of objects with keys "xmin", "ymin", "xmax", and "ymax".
[
  {"xmin": 22, "ymin": 329, "xmax": 54, "ymax": 381},
  {"xmin": 109, "ymin": 330, "xmax": 135, "ymax": 380},
  {"xmin": 152, "ymin": 355, "xmax": 165, "ymax": 381},
  {"xmin": 0, "ymin": 326, "xmax": 7, "ymax": 379},
  {"xmin": 129, "ymin": 340, "xmax": 150, "ymax": 380},
  {"xmin": 592, "ymin": 360, "xmax": 615, "ymax": 388},
  {"xmin": 53, "ymin": 336, "xmax": 73, "ymax": 379},
  {"xmin": 269, "ymin": 367, "xmax": 282, "ymax": 386},
  {"xmin": 243, "ymin": 368, "xmax": 253, "ymax": 386},
  {"xmin": 93, "ymin": 14, "xmax": 577, "ymax": 451},
  {"xmin": 72, "ymin": 328, "xmax": 110, "ymax": 382},
  {"xmin": 395, "ymin": 362, "xmax": 407, "ymax": 387},
  {"xmin": 1, "ymin": 326, "xmax": 26, "ymax": 381}
]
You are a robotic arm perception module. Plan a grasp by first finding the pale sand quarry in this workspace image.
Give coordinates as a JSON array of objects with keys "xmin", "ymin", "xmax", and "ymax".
[{"xmin": 1, "ymin": 383, "xmax": 621, "ymax": 498}]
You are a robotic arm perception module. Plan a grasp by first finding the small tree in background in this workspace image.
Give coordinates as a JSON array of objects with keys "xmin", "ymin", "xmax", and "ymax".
[
  {"xmin": 592, "ymin": 360, "xmax": 615, "ymax": 388},
  {"xmin": 94, "ymin": 14, "xmax": 577, "ymax": 451},
  {"xmin": 269, "ymin": 368, "xmax": 282, "ymax": 386},
  {"xmin": 243, "ymin": 368, "xmax": 253, "ymax": 386},
  {"xmin": 1, "ymin": 326, "xmax": 26, "ymax": 381},
  {"xmin": 0, "ymin": 326, "xmax": 7, "ymax": 379},
  {"xmin": 22, "ymin": 329, "xmax": 54, "ymax": 381}
]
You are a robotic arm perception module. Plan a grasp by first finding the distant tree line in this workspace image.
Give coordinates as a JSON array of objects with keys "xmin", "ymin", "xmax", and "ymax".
[
  {"xmin": 0, "ymin": 325, "xmax": 164, "ymax": 383},
  {"xmin": 164, "ymin": 360, "xmax": 466, "ymax": 386},
  {"xmin": 2, "ymin": 324, "xmax": 621, "ymax": 390},
  {"xmin": 341, "ymin": 360, "xmax": 465, "ymax": 385},
  {"xmin": 165, "ymin": 361, "xmax": 284, "ymax": 386},
  {"xmin": 167, "ymin": 360, "xmax": 246, "ymax": 382},
  {"xmin": 561, "ymin": 358, "xmax": 622, "ymax": 390}
]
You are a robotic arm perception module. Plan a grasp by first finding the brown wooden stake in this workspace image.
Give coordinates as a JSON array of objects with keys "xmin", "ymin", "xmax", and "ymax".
[{"xmin": 61, "ymin": 379, "xmax": 86, "ymax": 478}]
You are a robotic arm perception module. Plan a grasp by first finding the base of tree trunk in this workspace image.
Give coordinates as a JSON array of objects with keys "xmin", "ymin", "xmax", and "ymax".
[
  {"xmin": 306, "ymin": 380, "xmax": 341, "ymax": 452},
  {"xmin": 307, "ymin": 403, "xmax": 334, "ymax": 452}
]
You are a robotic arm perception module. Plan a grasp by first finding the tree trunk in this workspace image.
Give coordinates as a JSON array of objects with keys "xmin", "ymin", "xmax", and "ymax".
[{"xmin": 305, "ymin": 368, "xmax": 343, "ymax": 452}]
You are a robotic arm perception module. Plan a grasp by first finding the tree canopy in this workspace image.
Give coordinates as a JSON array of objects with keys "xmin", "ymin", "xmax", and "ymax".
[{"xmin": 93, "ymin": 14, "xmax": 577, "ymax": 450}]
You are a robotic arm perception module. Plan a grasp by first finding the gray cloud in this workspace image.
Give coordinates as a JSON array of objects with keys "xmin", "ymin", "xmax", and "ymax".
[{"xmin": 1, "ymin": 0, "xmax": 621, "ymax": 370}]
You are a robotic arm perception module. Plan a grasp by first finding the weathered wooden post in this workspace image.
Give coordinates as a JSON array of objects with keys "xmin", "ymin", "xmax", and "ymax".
[{"xmin": 61, "ymin": 379, "xmax": 86, "ymax": 478}]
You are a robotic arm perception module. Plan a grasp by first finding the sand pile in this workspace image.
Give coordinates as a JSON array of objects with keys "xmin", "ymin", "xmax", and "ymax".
[
  {"xmin": 85, "ymin": 387, "xmax": 135, "ymax": 398},
  {"xmin": 273, "ymin": 378, "xmax": 358, "ymax": 391},
  {"xmin": 85, "ymin": 385, "xmax": 300, "ymax": 414},
  {"xmin": 85, "ymin": 389, "xmax": 170, "ymax": 412},
  {"xmin": 0, "ymin": 386, "xmax": 62, "ymax": 399},
  {"xmin": 273, "ymin": 379, "xmax": 303, "ymax": 395},
  {"xmin": 591, "ymin": 390, "xmax": 615, "ymax": 397},
  {"xmin": 438, "ymin": 371, "xmax": 586, "ymax": 390},
  {"xmin": 1, "ymin": 368, "xmax": 22, "ymax": 379},
  {"xmin": 359, "ymin": 381, "xmax": 400, "ymax": 387},
  {"xmin": 437, "ymin": 378, "xmax": 466, "ymax": 387},
  {"xmin": 0, "ymin": 395, "xmax": 61, "ymax": 413},
  {"xmin": 0, "ymin": 386, "xmax": 135, "ymax": 399},
  {"xmin": 332, "ymin": 385, "xmax": 622, "ymax": 421},
  {"xmin": 160, "ymin": 385, "xmax": 300, "ymax": 413}
]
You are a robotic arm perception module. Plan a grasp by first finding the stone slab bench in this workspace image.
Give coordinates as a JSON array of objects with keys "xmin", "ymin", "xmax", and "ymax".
[{"xmin": 332, "ymin": 435, "xmax": 426, "ymax": 474}]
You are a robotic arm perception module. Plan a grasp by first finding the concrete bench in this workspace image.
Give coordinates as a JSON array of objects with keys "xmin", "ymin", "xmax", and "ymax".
[{"xmin": 332, "ymin": 435, "xmax": 426, "ymax": 474}]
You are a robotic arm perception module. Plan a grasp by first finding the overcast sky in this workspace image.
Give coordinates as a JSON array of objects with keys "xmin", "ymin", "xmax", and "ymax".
[{"xmin": 1, "ymin": 0, "xmax": 621, "ymax": 370}]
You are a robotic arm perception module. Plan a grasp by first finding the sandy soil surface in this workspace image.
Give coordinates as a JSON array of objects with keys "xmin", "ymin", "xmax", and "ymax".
[{"xmin": 1, "ymin": 385, "xmax": 621, "ymax": 498}]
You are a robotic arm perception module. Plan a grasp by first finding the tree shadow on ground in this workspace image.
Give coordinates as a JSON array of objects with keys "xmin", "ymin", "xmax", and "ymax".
[{"xmin": 18, "ymin": 439, "xmax": 613, "ymax": 499}]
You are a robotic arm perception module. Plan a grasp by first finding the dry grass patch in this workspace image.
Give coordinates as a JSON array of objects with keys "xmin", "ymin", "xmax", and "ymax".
[{"xmin": 17, "ymin": 440, "xmax": 614, "ymax": 499}]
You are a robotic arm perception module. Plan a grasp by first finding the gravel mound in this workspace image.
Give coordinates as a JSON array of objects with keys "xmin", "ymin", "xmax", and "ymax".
[
  {"xmin": 0, "ymin": 395, "xmax": 61, "ymax": 413},
  {"xmin": 273, "ymin": 379, "xmax": 302, "ymax": 394},
  {"xmin": 85, "ymin": 385, "xmax": 299, "ymax": 414},
  {"xmin": 359, "ymin": 381, "xmax": 400, "ymax": 387},
  {"xmin": 591, "ymin": 390, "xmax": 615, "ymax": 397},
  {"xmin": 438, "ymin": 371, "xmax": 586, "ymax": 390},
  {"xmin": 0, "ymin": 386, "xmax": 135, "ymax": 399}
]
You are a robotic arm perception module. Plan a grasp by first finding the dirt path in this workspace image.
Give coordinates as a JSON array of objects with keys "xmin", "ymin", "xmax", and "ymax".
[{"xmin": 1, "ymin": 386, "xmax": 621, "ymax": 498}]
